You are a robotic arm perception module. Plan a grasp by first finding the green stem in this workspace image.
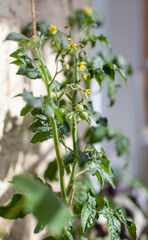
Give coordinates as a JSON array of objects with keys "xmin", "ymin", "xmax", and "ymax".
[
  {"xmin": 67, "ymin": 51, "xmax": 79, "ymax": 196},
  {"xmin": 67, "ymin": 116, "xmax": 78, "ymax": 195},
  {"xmin": 50, "ymin": 118, "xmax": 66, "ymax": 200},
  {"xmin": 37, "ymin": 47, "xmax": 66, "ymax": 200}
]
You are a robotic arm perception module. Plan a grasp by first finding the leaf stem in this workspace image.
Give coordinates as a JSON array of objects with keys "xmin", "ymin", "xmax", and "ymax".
[{"xmin": 75, "ymin": 168, "xmax": 89, "ymax": 178}]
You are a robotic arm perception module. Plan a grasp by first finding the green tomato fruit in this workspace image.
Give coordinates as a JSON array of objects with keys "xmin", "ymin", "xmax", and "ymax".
[
  {"xmin": 75, "ymin": 104, "xmax": 84, "ymax": 112},
  {"xmin": 66, "ymin": 113, "xmax": 73, "ymax": 120},
  {"xmin": 80, "ymin": 111, "xmax": 88, "ymax": 120}
]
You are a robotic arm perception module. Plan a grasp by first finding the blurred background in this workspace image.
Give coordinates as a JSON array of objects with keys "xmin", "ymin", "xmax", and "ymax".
[
  {"xmin": 93, "ymin": 0, "xmax": 148, "ymax": 185},
  {"xmin": 0, "ymin": 0, "xmax": 147, "ymax": 239}
]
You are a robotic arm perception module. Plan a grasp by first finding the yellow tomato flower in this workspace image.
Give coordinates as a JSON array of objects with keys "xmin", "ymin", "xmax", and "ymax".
[
  {"xmin": 79, "ymin": 61, "xmax": 86, "ymax": 71},
  {"xmin": 51, "ymin": 40, "xmax": 55, "ymax": 45},
  {"xmin": 83, "ymin": 6, "xmax": 92, "ymax": 16},
  {"xmin": 80, "ymin": 74, "xmax": 89, "ymax": 81},
  {"xmin": 84, "ymin": 89, "xmax": 91, "ymax": 98},
  {"xmin": 49, "ymin": 25, "xmax": 57, "ymax": 35},
  {"xmin": 69, "ymin": 43, "xmax": 77, "ymax": 52},
  {"xmin": 65, "ymin": 64, "xmax": 70, "ymax": 70},
  {"xmin": 62, "ymin": 50, "xmax": 66, "ymax": 55}
]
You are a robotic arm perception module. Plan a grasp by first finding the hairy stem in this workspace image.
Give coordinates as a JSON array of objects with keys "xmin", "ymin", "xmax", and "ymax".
[
  {"xmin": 67, "ymin": 51, "xmax": 79, "ymax": 196},
  {"xmin": 37, "ymin": 48, "xmax": 66, "ymax": 200},
  {"xmin": 50, "ymin": 118, "xmax": 66, "ymax": 200}
]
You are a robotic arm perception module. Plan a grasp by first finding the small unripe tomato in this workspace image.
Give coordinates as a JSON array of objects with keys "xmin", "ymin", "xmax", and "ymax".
[
  {"xmin": 60, "ymin": 108, "xmax": 66, "ymax": 114},
  {"xmin": 66, "ymin": 113, "xmax": 73, "ymax": 120},
  {"xmin": 80, "ymin": 111, "xmax": 88, "ymax": 120},
  {"xmin": 75, "ymin": 104, "xmax": 84, "ymax": 112}
]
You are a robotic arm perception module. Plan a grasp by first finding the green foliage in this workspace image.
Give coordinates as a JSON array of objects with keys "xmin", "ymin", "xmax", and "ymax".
[
  {"xmin": 44, "ymin": 160, "xmax": 58, "ymax": 181},
  {"xmin": 85, "ymin": 126, "xmax": 130, "ymax": 157},
  {"xmin": 12, "ymin": 175, "xmax": 70, "ymax": 235},
  {"xmin": 10, "ymin": 48, "xmax": 41, "ymax": 79},
  {"xmin": 0, "ymin": 194, "xmax": 26, "ymax": 219},
  {"xmin": 88, "ymin": 148, "xmax": 115, "ymax": 189},
  {"xmin": 2, "ymin": 3, "xmax": 137, "ymax": 240},
  {"xmin": 81, "ymin": 192, "xmax": 99, "ymax": 232},
  {"xmin": 103, "ymin": 197, "xmax": 137, "ymax": 240},
  {"xmin": 5, "ymin": 32, "xmax": 28, "ymax": 41}
]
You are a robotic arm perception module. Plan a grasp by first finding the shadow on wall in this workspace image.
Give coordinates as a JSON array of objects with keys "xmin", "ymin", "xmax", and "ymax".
[{"xmin": 0, "ymin": 111, "xmax": 54, "ymax": 205}]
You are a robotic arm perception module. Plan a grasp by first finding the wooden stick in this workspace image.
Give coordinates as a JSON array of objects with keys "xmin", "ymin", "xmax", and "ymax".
[{"xmin": 30, "ymin": 0, "xmax": 37, "ymax": 36}]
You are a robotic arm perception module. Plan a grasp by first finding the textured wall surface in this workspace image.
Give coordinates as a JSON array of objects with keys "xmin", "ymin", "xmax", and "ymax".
[{"xmin": 0, "ymin": 0, "xmax": 92, "ymax": 239}]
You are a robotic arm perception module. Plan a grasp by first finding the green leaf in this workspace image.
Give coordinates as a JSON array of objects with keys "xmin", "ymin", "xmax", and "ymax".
[
  {"xmin": 86, "ymin": 16, "xmax": 95, "ymax": 25},
  {"xmin": 98, "ymin": 117, "xmax": 108, "ymax": 127},
  {"xmin": 12, "ymin": 174, "xmax": 70, "ymax": 235},
  {"xmin": 100, "ymin": 159, "xmax": 115, "ymax": 188},
  {"xmin": 42, "ymin": 237, "xmax": 56, "ymax": 240},
  {"xmin": 17, "ymin": 63, "xmax": 41, "ymax": 79},
  {"xmin": 73, "ymin": 177, "xmax": 94, "ymax": 214},
  {"xmin": 20, "ymin": 104, "xmax": 32, "ymax": 116},
  {"xmin": 93, "ymin": 69, "xmax": 105, "ymax": 87},
  {"xmin": 30, "ymin": 131, "xmax": 52, "ymax": 144},
  {"xmin": 92, "ymin": 11, "xmax": 104, "ymax": 27},
  {"xmin": 81, "ymin": 192, "xmax": 99, "ymax": 232},
  {"xmin": 58, "ymin": 120, "xmax": 70, "ymax": 136},
  {"xmin": 34, "ymin": 221, "xmax": 46, "ymax": 233},
  {"xmin": 10, "ymin": 60, "xmax": 24, "ymax": 66},
  {"xmin": 81, "ymin": 203, "xmax": 98, "ymax": 233},
  {"xmin": 0, "ymin": 194, "xmax": 26, "ymax": 219},
  {"xmin": 5, "ymin": 32, "xmax": 27, "ymax": 41},
  {"xmin": 54, "ymin": 108, "xmax": 63, "ymax": 124},
  {"xmin": 103, "ymin": 62, "xmax": 115, "ymax": 81},
  {"xmin": 97, "ymin": 34, "xmax": 110, "ymax": 47},
  {"xmin": 22, "ymin": 89, "xmax": 45, "ymax": 108},
  {"xmin": 126, "ymin": 221, "xmax": 136, "ymax": 240},
  {"xmin": 106, "ymin": 126, "xmax": 116, "ymax": 139},
  {"xmin": 44, "ymin": 160, "xmax": 58, "ymax": 181},
  {"xmin": 29, "ymin": 120, "xmax": 49, "ymax": 133},
  {"xmin": 115, "ymin": 132, "xmax": 130, "ymax": 156},
  {"xmin": 64, "ymin": 220, "xmax": 74, "ymax": 240},
  {"xmin": 108, "ymin": 80, "xmax": 121, "ymax": 106},
  {"xmin": 10, "ymin": 48, "xmax": 25, "ymax": 59},
  {"xmin": 115, "ymin": 67, "xmax": 127, "ymax": 86},
  {"xmin": 94, "ymin": 170, "xmax": 104, "ymax": 189},
  {"xmin": 31, "ymin": 107, "xmax": 47, "ymax": 120},
  {"xmin": 51, "ymin": 80, "xmax": 63, "ymax": 92},
  {"xmin": 115, "ymin": 208, "xmax": 127, "ymax": 225},
  {"xmin": 10, "ymin": 48, "xmax": 41, "ymax": 79},
  {"xmin": 107, "ymin": 214, "xmax": 121, "ymax": 240},
  {"xmin": 89, "ymin": 126, "xmax": 107, "ymax": 143},
  {"xmin": 64, "ymin": 151, "xmax": 76, "ymax": 166},
  {"xmin": 77, "ymin": 150, "xmax": 89, "ymax": 167}
]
